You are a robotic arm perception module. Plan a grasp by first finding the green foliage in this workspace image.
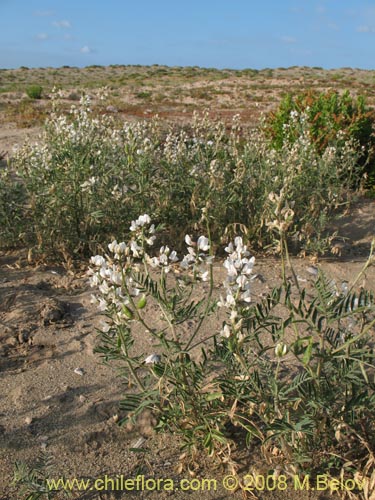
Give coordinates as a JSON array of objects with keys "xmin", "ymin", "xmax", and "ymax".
[
  {"xmin": 12, "ymin": 452, "xmax": 69, "ymax": 500},
  {"xmin": 90, "ymin": 217, "xmax": 375, "ymax": 482},
  {"xmin": 264, "ymin": 90, "xmax": 375, "ymax": 184},
  {"xmin": 0, "ymin": 167, "xmax": 27, "ymax": 247},
  {"xmin": 26, "ymin": 85, "xmax": 43, "ymax": 99},
  {"xmin": 5, "ymin": 96, "xmax": 362, "ymax": 260}
]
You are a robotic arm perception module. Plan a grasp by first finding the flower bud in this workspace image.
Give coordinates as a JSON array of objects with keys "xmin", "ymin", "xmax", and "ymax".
[
  {"xmin": 275, "ymin": 343, "xmax": 288, "ymax": 357},
  {"xmin": 122, "ymin": 305, "xmax": 134, "ymax": 319},
  {"xmin": 137, "ymin": 295, "xmax": 147, "ymax": 309}
]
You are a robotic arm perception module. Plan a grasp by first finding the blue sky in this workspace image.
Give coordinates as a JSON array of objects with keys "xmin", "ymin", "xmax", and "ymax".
[{"xmin": 1, "ymin": 0, "xmax": 375, "ymax": 69}]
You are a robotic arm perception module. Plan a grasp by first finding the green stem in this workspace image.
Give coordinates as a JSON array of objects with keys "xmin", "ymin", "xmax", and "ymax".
[{"xmin": 119, "ymin": 329, "xmax": 145, "ymax": 390}]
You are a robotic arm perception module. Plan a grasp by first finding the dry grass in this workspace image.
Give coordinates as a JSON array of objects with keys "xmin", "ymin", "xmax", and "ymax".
[{"xmin": 1, "ymin": 65, "xmax": 375, "ymax": 128}]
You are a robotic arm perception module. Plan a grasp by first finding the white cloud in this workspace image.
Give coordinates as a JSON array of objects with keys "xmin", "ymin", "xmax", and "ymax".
[
  {"xmin": 80, "ymin": 45, "xmax": 92, "ymax": 54},
  {"xmin": 289, "ymin": 7, "xmax": 304, "ymax": 14},
  {"xmin": 316, "ymin": 5, "xmax": 326, "ymax": 14},
  {"xmin": 327, "ymin": 23, "xmax": 339, "ymax": 31},
  {"xmin": 52, "ymin": 20, "xmax": 71, "ymax": 29},
  {"xmin": 281, "ymin": 36, "xmax": 297, "ymax": 44},
  {"xmin": 35, "ymin": 33, "xmax": 49, "ymax": 40},
  {"xmin": 357, "ymin": 25, "xmax": 375, "ymax": 33}
]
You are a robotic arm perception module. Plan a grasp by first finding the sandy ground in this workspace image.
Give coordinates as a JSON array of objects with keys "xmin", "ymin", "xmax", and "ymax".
[{"xmin": 0, "ymin": 125, "xmax": 374, "ymax": 500}]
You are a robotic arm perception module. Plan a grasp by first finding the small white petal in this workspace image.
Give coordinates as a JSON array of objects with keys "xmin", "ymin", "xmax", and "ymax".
[
  {"xmin": 144, "ymin": 353, "xmax": 161, "ymax": 364},
  {"xmin": 197, "ymin": 236, "xmax": 210, "ymax": 251},
  {"xmin": 220, "ymin": 324, "xmax": 231, "ymax": 338},
  {"xmin": 185, "ymin": 234, "xmax": 194, "ymax": 246}
]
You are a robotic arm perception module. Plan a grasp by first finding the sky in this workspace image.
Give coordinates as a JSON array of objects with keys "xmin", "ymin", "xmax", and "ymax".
[{"xmin": 0, "ymin": 0, "xmax": 375, "ymax": 70}]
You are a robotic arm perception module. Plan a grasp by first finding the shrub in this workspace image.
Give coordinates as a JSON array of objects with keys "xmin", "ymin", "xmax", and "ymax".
[
  {"xmin": 89, "ymin": 213, "xmax": 375, "ymax": 487},
  {"xmin": 26, "ymin": 85, "xmax": 43, "ymax": 99},
  {"xmin": 0, "ymin": 167, "xmax": 27, "ymax": 247},
  {"xmin": 7, "ymin": 97, "xmax": 362, "ymax": 260},
  {"xmin": 264, "ymin": 90, "xmax": 375, "ymax": 184}
]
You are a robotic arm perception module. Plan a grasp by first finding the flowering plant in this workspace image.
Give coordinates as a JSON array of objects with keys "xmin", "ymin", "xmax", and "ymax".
[
  {"xmin": 90, "ymin": 213, "xmax": 375, "ymax": 483},
  {"xmin": 3, "ymin": 95, "xmax": 363, "ymax": 259}
]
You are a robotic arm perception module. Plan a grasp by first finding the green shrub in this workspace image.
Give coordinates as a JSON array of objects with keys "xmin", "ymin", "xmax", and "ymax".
[
  {"xmin": 6, "ymin": 97, "xmax": 362, "ymax": 260},
  {"xmin": 89, "ymin": 215, "xmax": 375, "ymax": 486},
  {"xmin": 0, "ymin": 168, "xmax": 27, "ymax": 247},
  {"xmin": 26, "ymin": 85, "xmax": 43, "ymax": 99},
  {"xmin": 264, "ymin": 90, "xmax": 375, "ymax": 184}
]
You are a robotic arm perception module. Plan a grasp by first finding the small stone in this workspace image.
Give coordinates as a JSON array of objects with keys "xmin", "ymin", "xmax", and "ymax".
[
  {"xmin": 74, "ymin": 368, "xmax": 84, "ymax": 376},
  {"xmin": 306, "ymin": 265, "xmax": 318, "ymax": 276},
  {"xmin": 79, "ymin": 395, "xmax": 87, "ymax": 403},
  {"xmin": 112, "ymin": 414, "xmax": 119, "ymax": 423},
  {"xmin": 25, "ymin": 416, "xmax": 33, "ymax": 425}
]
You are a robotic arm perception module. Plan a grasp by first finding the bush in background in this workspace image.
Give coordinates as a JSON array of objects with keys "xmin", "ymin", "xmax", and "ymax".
[
  {"xmin": 2, "ymin": 94, "xmax": 363, "ymax": 260},
  {"xmin": 26, "ymin": 85, "xmax": 43, "ymax": 99},
  {"xmin": 264, "ymin": 90, "xmax": 375, "ymax": 184}
]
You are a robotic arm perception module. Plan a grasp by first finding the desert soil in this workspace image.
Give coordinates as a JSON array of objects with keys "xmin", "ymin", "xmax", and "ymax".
[{"xmin": 0, "ymin": 74, "xmax": 374, "ymax": 499}]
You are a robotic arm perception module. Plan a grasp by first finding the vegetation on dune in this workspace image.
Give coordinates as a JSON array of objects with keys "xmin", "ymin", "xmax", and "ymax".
[
  {"xmin": 3, "ymin": 83, "xmax": 375, "ymax": 499},
  {"xmin": 25, "ymin": 84, "xmax": 43, "ymax": 100},
  {"xmin": 88, "ymin": 212, "xmax": 375, "ymax": 494},
  {"xmin": 0, "ymin": 89, "xmax": 369, "ymax": 260},
  {"xmin": 265, "ymin": 90, "xmax": 375, "ymax": 185}
]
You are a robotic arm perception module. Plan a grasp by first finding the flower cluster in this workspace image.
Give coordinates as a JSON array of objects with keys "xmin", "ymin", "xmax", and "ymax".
[
  {"xmin": 149, "ymin": 245, "xmax": 178, "ymax": 273},
  {"xmin": 180, "ymin": 235, "xmax": 212, "ymax": 281},
  {"xmin": 219, "ymin": 237, "xmax": 255, "ymax": 340},
  {"xmin": 88, "ymin": 214, "xmax": 159, "ymax": 321},
  {"xmin": 222, "ymin": 237, "xmax": 255, "ymax": 305}
]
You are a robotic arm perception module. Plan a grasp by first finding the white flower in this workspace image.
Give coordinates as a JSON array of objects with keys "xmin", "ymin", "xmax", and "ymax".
[
  {"xmin": 169, "ymin": 250, "xmax": 178, "ymax": 262},
  {"xmin": 130, "ymin": 214, "xmax": 151, "ymax": 231},
  {"xmin": 99, "ymin": 320, "xmax": 111, "ymax": 333},
  {"xmin": 221, "ymin": 236, "xmax": 255, "ymax": 307},
  {"xmin": 224, "ymin": 259, "xmax": 237, "ymax": 278},
  {"xmin": 90, "ymin": 255, "xmax": 106, "ymax": 267},
  {"xmin": 138, "ymin": 214, "xmax": 151, "ymax": 226},
  {"xmin": 130, "ymin": 240, "xmax": 142, "ymax": 257},
  {"xmin": 185, "ymin": 234, "xmax": 194, "ymax": 246},
  {"xmin": 218, "ymin": 292, "xmax": 236, "ymax": 308},
  {"xmin": 225, "ymin": 242, "xmax": 234, "ymax": 254},
  {"xmin": 80, "ymin": 176, "xmax": 97, "ymax": 192},
  {"xmin": 241, "ymin": 289, "xmax": 252, "ymax": 303},
  {"xmin": 275, "ymin": 343, "xmax": 288, "ymax": 357},
  {"xmin": 146, "ymin": 235, "xmax": 156, "ymax": 246},
  {"xmin": 197, "ymin": 236, "xmax": 210, "ymax": 251},
  {"xmin": 97, "ymin": 297, "xmax": 108, "ymax": 311},
  {"xmin": 109, "ymin": 270, "xmax": 122, "ymax": 286},
  {"xmin": 220, "ymin": 324, "xmax": 231, "ymax": 338},
  {"xmin": 180, "ymin": 253, "xmax": 195, "ymax": 269},
  {"xmin": 98, "ymin": 280, "xmax": 111, "ymax": 295},
  {"xmin": 108, "ymin": 240, "xmax": 118, "ymax": 253},
  {"xmin": 145, "ymin": 354, "xmax": 161, "ymax": 364},
  {"xmin": 200, "ymin": 271, "xmax": 209, "ymax": 281}
]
